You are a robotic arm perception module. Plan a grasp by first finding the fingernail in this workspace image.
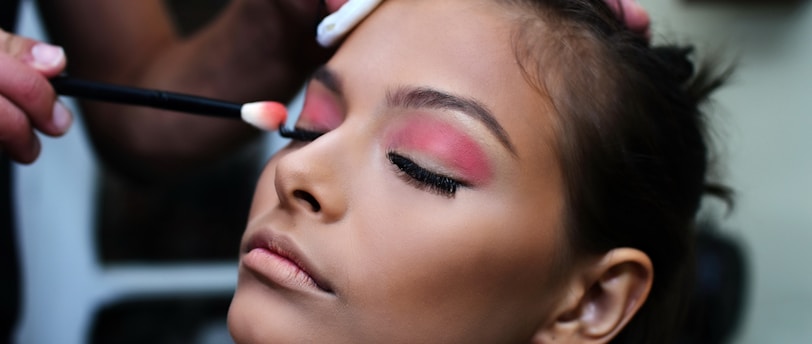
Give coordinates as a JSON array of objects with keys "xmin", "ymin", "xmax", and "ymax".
[
  {"xmin": 30, "ymin": 43, "xmax": 65, "ymax": 69},
  {"xmin": 52, "ymin": 101, "xmax": 73, "ymax": 133}
]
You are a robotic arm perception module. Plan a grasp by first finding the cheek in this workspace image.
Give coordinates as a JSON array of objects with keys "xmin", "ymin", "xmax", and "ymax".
[
  {"xmin": 341, "ymin": 192, "xmax": 565, "ymax": 341},
  {"xmin": 247, "ymin": 156, "xmax": 282, "ymax": 221}
]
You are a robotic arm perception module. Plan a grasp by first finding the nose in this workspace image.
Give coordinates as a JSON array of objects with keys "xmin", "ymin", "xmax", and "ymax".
[{"xmin": 273, "ymin": 142, "xmax": 348, "ymax": 223}]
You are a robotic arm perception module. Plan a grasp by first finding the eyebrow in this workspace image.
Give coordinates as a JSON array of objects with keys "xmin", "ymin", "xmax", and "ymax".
[
  {"xmin": 312, "ymin": 66, "xmax": 343, "ymax": 95},
  {"xmin": 311, "ymin": 66, "xmax": 517, "ymax": 155}
]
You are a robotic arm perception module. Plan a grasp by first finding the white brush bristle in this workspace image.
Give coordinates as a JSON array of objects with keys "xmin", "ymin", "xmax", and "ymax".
[{"xmin": 241, "ymin": 101, "xmax": 287, "ymax": 131}]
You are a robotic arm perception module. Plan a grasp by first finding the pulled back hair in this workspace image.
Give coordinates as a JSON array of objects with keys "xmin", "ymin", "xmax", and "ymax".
[{"xmin": 501, "ymin": 0, "xmax": 731, "ymax": 342}]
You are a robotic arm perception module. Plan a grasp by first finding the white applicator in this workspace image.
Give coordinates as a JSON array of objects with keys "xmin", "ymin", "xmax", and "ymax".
[
  {"xmin": 240, "ymin": 101, "xmax": 288, "ymax": 131},
  {"xmin": 317, "ymin": 0, "xmax": 385, "ymax": 47}
]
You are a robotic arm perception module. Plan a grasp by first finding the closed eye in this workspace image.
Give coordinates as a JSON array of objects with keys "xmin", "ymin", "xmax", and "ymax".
[
  {"xmin": 387, "ymin": 152, "xmax": 466, "ymax": 198},
  {"xmin": 279, "ymin": 127, "xmax": 326, "ymax": 142}
]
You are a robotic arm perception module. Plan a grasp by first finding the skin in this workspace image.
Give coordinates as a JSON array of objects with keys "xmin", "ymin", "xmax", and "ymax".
[
  {"xmin": 228, "ymin": 1, "xmax": 572, "ymax": 343},
  {"xmin": 387, "ymin": 119, "xmax": 493, "ymax": 185},
  {"xmin": 0, "ymin": 31, "xmax": 69, "ymax": 163}
]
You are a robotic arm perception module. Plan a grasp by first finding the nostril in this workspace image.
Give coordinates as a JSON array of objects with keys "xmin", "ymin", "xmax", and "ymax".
[{"xmin": 293, "ymin": 190, "xmax": 321, "ymax": 212}]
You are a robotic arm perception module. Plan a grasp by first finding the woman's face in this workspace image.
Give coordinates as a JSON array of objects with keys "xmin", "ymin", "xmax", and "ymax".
[{"xmin": 229, "ymin": 0, "xmax": 568, "ymax": 342}]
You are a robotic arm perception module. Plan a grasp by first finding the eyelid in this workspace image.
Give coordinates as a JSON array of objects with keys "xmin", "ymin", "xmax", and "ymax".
[
  {"xmin": 385, "ymin": 117, "xmax": 494, "ymax": 186},
  {"xmin": 296, "ymin": 81, "xmax": 345, "ymax": 132},
  {"xmin": 387, "ymin": 152, "xmax": 466, "ymax": 198}
]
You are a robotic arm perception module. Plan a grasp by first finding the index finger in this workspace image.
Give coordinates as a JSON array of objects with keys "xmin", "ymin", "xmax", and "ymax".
[
  {"xmin": 325, "ymin": 0, "xmax": 348, "ymax": 13},
  {"xmin": 0, "ymin": 52, "xmax": 67, "ymax": 137},
  {"xmin": 605, "ymin": 0, "xmax": 651, "ymax": 37},
  {"xmin": 0, "ymin": 29, "xmax": 66, "ymax": 76}
]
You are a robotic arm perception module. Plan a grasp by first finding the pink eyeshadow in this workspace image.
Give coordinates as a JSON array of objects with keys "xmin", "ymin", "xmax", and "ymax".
[
  {"xmin": 389, "ymin": 119, "xmax": 493, "ymax": 185},
  {"xmin": 298, "ymin": 86, "xmax": 343, "ymax": 130}
]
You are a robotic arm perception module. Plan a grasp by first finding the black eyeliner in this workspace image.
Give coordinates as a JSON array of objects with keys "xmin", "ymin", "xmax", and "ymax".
[{"xmin": 279, "ymin": 127, "xmax": 325, "ymax": 141}]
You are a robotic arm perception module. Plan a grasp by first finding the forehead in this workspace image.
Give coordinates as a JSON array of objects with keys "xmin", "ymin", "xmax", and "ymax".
[
  {"xmin": 333, "ymin": 0, "xmax": 512, "ymax": 92},
  {"xmin": 330, "ymin": 0, "xmax": 558, "ymax": 162}
]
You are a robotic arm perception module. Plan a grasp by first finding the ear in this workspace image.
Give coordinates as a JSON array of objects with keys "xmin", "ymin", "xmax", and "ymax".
[{"xmin": 532, "ymin": 248, "xmax": 653, "ymax": 344}]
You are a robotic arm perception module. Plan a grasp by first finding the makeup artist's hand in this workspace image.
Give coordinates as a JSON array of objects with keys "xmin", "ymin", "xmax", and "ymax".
[
  {"xmin": 607, "ymin": 0, "xmax": 651, "ymax": 38},
  {"xmin": 0, "ymin": 30, "xmax": 73, "ymax": 164},
  {"xmin": 323, "ymin": 0, "xmax": 348, "ymax": 12},
  {"xmin": 324, "ymin": 0, "xmax": 650, "ymax": 37}
]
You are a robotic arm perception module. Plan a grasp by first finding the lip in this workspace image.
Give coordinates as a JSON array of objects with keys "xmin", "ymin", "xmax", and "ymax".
[{"xmin": 241, "ymin": 232, "xmax": 334, "ymax": 295}]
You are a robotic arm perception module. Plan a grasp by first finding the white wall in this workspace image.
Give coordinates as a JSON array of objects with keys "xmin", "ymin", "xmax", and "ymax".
[{"xmin": 638, "ymin": 0, "xmax": 812, "ymax": 343}]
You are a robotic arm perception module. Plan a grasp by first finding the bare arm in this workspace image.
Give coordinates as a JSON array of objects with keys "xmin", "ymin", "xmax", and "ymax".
[{"xmin": 36, "ymin": 0, "xmax": 327, "ymax": 181}]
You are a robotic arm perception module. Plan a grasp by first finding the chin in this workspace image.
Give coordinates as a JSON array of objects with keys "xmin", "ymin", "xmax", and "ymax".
[
  {"xmin": 227, "ymin": 293, "xmax": 257, "ymax": 344},
  {"xmin": 227, "ymin": 289, "xmax": 292, "ymax": 344},
  {"xmin": 227, "ymin": 285, "xmax": 328, "ymax": 344}
]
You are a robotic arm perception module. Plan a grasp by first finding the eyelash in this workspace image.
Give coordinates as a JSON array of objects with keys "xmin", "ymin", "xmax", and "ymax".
[
  {"xmin": 278, "ymin": 127, "xmax": 465, "ymax": 198},
  {"xmin": 388, "ymin": 152, "xmax": 465, "ymax": 198},
  {"xmin": 279, "ymin": 127, "xmax": 325, "ymax": 141}
]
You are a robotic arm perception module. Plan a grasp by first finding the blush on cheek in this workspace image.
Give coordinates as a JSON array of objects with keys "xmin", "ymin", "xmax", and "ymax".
[{"xmin": 390, "ymin": 119, "xmax": 493, "ymax": 184}]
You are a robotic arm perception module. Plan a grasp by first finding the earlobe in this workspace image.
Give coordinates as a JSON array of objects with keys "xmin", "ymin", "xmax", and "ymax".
[{"xmin": 532, "ymin": 248, "xmax": 653, "ymax": 344}]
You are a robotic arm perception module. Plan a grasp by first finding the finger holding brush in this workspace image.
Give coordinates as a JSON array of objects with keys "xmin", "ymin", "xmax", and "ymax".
[
  {"xmin": 0, "ymin": 29, "xmax": 73, "ymax": 164},
  {"xmin": 0, "ymin": 28, "xmax": 288, "ymax": 165},
  {"xmin": 0, "ymin": 27, "xmax": 290, "ymax": 165}
]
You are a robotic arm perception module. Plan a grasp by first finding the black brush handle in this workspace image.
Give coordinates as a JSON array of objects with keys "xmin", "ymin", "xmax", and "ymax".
[{"xmin": 50, "ymin": 76, "xmax": 242, "ymax": 118}]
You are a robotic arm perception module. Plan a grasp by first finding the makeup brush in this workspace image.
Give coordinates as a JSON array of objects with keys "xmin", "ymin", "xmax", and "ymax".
[{"xmin": 50, "ymin": 75, "xmax": 287, "ymax": 131}]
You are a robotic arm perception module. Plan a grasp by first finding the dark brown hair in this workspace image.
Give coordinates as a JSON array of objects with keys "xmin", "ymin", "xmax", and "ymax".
[{"xmin": 502, "ymin": 0, "xmax": 731, "ymax": 342}]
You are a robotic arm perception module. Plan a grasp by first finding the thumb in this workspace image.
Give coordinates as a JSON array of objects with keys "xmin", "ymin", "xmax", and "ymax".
[
  {"xmin": 0, "ymin": 29, "xmax": 66, "ymax": 76},
  {"xmin": 325, "ymin": 0, "xmax": 349, "ymax": 13},
  {"xmin": 620, "ymin": 0, "xmax": 651, "ymax": 35}
]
